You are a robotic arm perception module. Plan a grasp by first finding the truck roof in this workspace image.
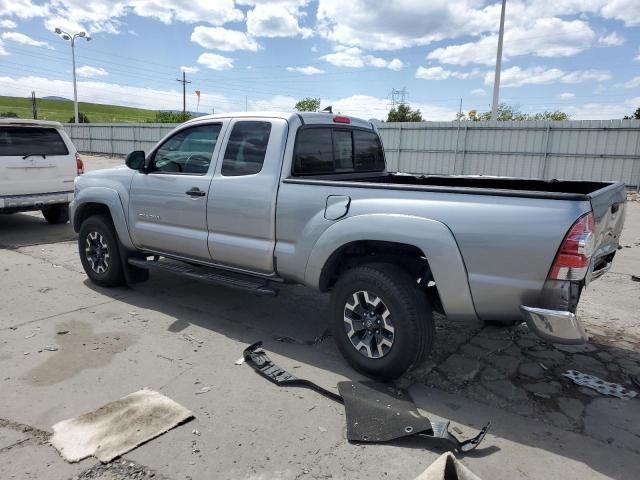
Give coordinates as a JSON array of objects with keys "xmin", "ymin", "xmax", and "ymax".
[
  {"xmin": 0, "ymin": 118, "xmax": 65, "ymax": 129},
  {"xmin": 183, "ymin": 111, "xmax": 375, "ymax": 130}
]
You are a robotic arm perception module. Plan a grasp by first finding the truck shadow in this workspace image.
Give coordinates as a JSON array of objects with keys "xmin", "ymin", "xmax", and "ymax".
[
  {"xmin": 0, "ymin": 213, "xmax": 76, "ymax": 248},
  {"xmin": 82, "ymin": 270, "xmax": 640, "ymax": 480}
]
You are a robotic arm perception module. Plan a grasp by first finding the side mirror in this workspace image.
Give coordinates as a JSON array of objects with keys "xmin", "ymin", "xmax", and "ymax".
[{"xmin": 125, "ymin": 150, "xmax": 146, "ymax": 171}]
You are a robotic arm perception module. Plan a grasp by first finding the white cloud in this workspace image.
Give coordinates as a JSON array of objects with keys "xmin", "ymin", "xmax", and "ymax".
[
  {"xmin": 180, "ymin": 66, "xmax": 199, "ymax": 74},
  {"xmin": 190, "ymin": 26, "xmax": 259, "ymax": 52},
  {"xmin": 0, "ymin": 0, "xmax": 47, "ymax": 19},
  {"xmin": 0, "ymin": 74, "xmax": 235, "ymax": 113},
  {"xmin": 0, "ymin": 19, "xmax": 17, "ymax": 29},
  {"xmin": 1, "ymin": 31, "xmax": 52, "ymax": 49},
  {"xmin": 558, "ymin": 92, "xmax": 576, "ymax": 99},
  {"xmin": 428, "ymin": 18, "xmax": 595, "ymax": 66},
  {"xmin": 565, "ymin": 102, "xmax": 632, "ymax": 120},
  {"xmin": 322, "ymin": 46, "xmax": 403, "ymax": 70},
  {"xmin": 329, "ymin": 94, "xmax": 457, "ymax": 121},
  {"xmin": 39, "ymin": 0, "xmax": 244, "ymax": 35},
  {"xmin": 197, "ymin": 53, "xmax": 234, "ymax": 71},
  {"xmin": 246, "ymin": 3, "xmax": 312, "ymax": 38},
  {"xmin": 248, "ymin": 94, "xmax": 299, "ymax": 112},
  {"xmin": 636, "ymin": 47, "xmax": 640, "ymax": 61},
  {"xmin": 486, "ymin": 66, "xmax": 611, "ymax": 88},
  {"xmin": 415, "ymin": 66, "xmax": 479, "ymax": 80},
  {"xmin": 286, "ymin": 66, "xmax": 325, "ymax": 75},
  {"xmin": 0, "ymin": 40, "xmax": 7, "ymax": 56},
  {"xmin": 317, "ymin": 0, "xmax": 497, "ymax": 51},
  {"xmin": 76, "ymin": 66, "xmax": 108, "ymax": 77},
  {"xmin": 626, "ymin": 97, "xmax": 640, "ymax": 107},
  {"xmin": 471, "ymin": 88, "xmax": 486, "ymax": 96},
  {"xmin": 623, "ymin": 76, "xmax": 640, "ymax": 88},
  {"xmin": 597, "ymin": 32, "xmax": 624, "ymax": 47}
]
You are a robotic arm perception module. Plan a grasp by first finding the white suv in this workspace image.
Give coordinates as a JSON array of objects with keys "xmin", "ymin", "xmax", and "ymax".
[{"xmin": 0, "ymin": 119, "xmax": 83, "ymax": 224}]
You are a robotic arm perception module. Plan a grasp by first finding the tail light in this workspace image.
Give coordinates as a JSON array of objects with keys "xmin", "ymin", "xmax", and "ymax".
[
  {"xmin": 333, "ymin": 115, "xmax": 350, "ymax": 124},
  {"xmin": 75, "ymin": 152, "xmax": 85, "ymax": 175},
  {"xmin": 549, "ymin": 212, "xmax": 594, "ymax": 281}
]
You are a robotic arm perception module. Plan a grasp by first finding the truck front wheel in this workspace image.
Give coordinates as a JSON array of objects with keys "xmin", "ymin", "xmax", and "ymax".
[
  {"xmin": 78, "ymin": 214, "xmax": 125, "ymax": 287},
  {"xmin": 330, "ymin": 263, "xmax": 434, "ymax": 380}
]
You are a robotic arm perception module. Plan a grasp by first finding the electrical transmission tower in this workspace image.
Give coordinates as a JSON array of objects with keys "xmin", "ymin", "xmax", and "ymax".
[{"xmin": 390, "ymin": 88, "xmax": 407, "ymax": 107}]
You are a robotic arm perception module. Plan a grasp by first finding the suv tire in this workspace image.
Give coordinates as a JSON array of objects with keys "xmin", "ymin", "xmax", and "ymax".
[
  {"xmin": 42, "ymin": 204, "xmax": 69, "ymax": 224},
  {"xmin": 330, "ymin": 263, "xmax": 434, "ymax": 380},
  {"xmin": 78, "ymin": 214, "xmax": 125, "ymax": 287}
]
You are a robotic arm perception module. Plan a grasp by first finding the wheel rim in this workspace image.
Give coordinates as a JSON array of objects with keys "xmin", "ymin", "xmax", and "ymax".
[
  {"xmin": 85, "ymin": 231, "xmax": 110, "ymax": 274},
  {"xmin": 343, "ymin": 290, "xmax": 395, "ymax": 359}
]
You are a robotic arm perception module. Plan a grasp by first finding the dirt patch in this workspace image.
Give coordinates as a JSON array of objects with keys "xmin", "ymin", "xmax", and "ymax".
[{"xmin": 25, "ymin": 320, "xmax": 136, "ymax": 386}]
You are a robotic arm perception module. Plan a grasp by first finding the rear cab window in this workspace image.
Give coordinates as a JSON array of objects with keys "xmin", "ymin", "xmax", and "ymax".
[
  {"xmin": 293, "ymin": 126, "xmax": 384, "ymax": 176},
  {"xmin": 0, "ymin": 126, "xmax": 69, "ymax": 157}
]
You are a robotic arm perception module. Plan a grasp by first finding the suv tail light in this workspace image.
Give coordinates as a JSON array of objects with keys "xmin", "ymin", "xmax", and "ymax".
[
  {"xmin": 549, "ymin": 212, "xmax": 594, "ymax": 281},
  {"xmin": 75, "ymin": 152, "xmax": 85, "ymax": 175}
]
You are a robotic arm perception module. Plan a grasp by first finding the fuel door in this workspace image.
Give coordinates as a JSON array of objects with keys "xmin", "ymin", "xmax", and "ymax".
[{"xmin": 325, "ymin": 195, "xmax": 351, "ymax": 220}]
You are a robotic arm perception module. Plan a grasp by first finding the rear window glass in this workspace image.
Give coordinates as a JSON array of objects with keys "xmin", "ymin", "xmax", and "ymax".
[
  {"xmin": 0, "ymin": 127, "xmax": 69, "ymax": 157},
  {"xmin": 293, "ymin": 127, "xmax": 384, "ymax": 175}
]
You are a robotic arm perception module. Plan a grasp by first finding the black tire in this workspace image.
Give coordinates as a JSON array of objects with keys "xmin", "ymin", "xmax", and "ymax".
[
  {"xmin": 42, "ymin": 204, "xmax": 69, "ymax": 224},
  {"xmin": 78, "ymin": 214, "xmax": 125, "ymax": 287},
  {"xmin": 330, "ymin": 263, "xmax": 434, "ymax": 380}
]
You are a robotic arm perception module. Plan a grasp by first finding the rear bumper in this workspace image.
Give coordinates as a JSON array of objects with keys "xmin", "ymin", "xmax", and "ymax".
[
  {"xmin": 520, "ymin": 306, "xmax": 588, "ymax": 344},
  {"xmin": 0, "ymin": 191, "xmax": 73, "ymax": 213}
]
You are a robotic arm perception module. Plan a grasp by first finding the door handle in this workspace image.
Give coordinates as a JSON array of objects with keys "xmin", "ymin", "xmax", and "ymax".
[{"xmin": 185, "ymin": 187, "xmax": 206, "ymax": 197}]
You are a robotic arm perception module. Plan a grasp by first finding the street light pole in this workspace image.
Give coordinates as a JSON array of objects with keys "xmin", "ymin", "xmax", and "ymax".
[
  {"xmin": 490, "ymin": 0, "xmax": 507, "ymax": 121},
  {"xmin": 54, "ymin": 28, "xmax": 91, "ymax": 124}
]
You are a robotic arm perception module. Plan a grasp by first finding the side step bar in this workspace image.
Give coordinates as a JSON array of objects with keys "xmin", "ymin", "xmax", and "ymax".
[{"xmin": 128, "ymin": 257, "xmax": 278, "ymax": 296}]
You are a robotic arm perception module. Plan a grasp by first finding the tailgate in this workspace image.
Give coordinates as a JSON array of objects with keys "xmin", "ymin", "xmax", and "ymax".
[{"xmin": 586, "ymin": 181, "xmax": 627, "ymax": 283}]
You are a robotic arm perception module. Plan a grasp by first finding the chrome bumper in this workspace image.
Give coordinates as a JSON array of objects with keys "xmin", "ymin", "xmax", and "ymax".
[{"xmin": 520, "ymin": 306, "xmax": 588, "ymax": 344}]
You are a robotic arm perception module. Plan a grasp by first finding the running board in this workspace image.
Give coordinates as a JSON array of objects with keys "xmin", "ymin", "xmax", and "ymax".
[{"xmin": 128, "ymin": 257, "xmax": 278, "ymax": 296}]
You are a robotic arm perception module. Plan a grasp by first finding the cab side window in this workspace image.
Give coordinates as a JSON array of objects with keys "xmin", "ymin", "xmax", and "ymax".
[
  {"xmin": 221, "ymin": 121, "xmax": 272, "ymax": 176},
  {"xmin": 151, "ymin": 124, "xmax": 221, "ymax": 175}
]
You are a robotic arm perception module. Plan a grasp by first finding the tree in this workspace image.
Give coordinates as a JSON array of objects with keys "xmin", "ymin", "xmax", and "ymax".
[
  {"xmin": 471, "ymin": 103, "xmax": 569, "ymax": 121},
  {"xmin": 387, "ymin": 104, "xmax": 423, "ymax": 122},
  {"xmin": 148, "ymin": 111, "xmax": 191, "ymax": 123},
  {"xmin": 294, "ymin": 97, "xmax": 321, "ymax": 112},
  {"xmin": 68, "ymin": 112, "xmax": 90, "ymax": 123},
  {"xmin": 623, "ymin": 107, "xmax": 640, "ymax": 120}
]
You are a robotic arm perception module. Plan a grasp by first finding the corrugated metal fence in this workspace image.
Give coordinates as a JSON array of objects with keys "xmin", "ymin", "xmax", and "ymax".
[{"xmin": 64, "ymin": 119, "xmax": 640, "ymax": 187}]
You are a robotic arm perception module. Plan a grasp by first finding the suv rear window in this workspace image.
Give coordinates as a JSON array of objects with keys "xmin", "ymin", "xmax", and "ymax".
[
  {"xmin": 293, "ymin": 127, "xmax": 384, "ymax": 175},
  {"xmin": 0, "ymin": 127, "xmax": 69, "ymax": 157}
]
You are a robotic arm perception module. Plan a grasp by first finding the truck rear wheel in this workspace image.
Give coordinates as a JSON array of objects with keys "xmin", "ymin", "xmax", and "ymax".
[
  {"xmin": 42, "ymin": 204, "xmax": 69, "ymax": 224},
  {"xmin": 78, "ymin": 214, "xmax": 125, "ymax": 287},
  {"xmin": 330, "ymin": 263, "xmax": 434, "ymax": 380}
]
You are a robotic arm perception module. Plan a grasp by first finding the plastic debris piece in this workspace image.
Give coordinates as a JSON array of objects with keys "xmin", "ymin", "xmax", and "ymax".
[
  {"xmin": 234, "ymin": 357, "xmax": 245, "ymax": 365},
  {"xmin": 43, "ymin": 345, "xmax": 59, "ymax": 352},
  {"xmin": 195, "ymin": 386, "xmax": 211, "ymax": 395},
  {"xmin": 413, "ymin": 452, "xmax": 482, "ymax": 480},
  {"xmin": 561, "ymin": 370, "xmax": 637, "ymax": 400}
]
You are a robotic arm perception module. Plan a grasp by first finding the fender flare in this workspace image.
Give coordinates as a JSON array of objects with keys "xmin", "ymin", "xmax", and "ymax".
[
  {"xmin": 305, "ymin": 214, "xmax": 478, "ymax": 322},
  {"xmin": 71, "ymin": 187, "xmax": 135, "ymax": 250}
]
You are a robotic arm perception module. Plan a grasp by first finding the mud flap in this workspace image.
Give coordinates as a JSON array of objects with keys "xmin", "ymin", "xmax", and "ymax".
[{"xmin": 243, "ymin": 342, "xmax": 490, "ymax": 453}]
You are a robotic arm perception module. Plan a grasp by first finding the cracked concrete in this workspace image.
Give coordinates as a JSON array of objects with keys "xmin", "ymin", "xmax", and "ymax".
[{"xmin": 0, "ymin": 155, "xmax": 639, "ymax": 479}]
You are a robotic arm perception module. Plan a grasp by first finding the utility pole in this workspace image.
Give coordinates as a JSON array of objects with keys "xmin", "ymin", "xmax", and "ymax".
[
  {"xmin": 457, "ymin": 97, "xmax": 463, "ymax": 122},
  {"xmin": 54, "ymin": 28, "xmax": 91, "ymax": 123},
  {"xmin": 176, "ymin": 71, "xmax": 191, "ymax": 117},
  {"xmin": 490, "ymin": 0, "xmax": 507, "ymax": 120},
  {"xmin": 31, "ymin": 91, "xmax": 37, "ymax": 120}
]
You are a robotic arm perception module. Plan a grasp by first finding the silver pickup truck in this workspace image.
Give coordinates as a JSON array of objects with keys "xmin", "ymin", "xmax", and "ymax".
[{"xmin": 70, "ymin": 112, "xmax": 627, "ymax": 379}]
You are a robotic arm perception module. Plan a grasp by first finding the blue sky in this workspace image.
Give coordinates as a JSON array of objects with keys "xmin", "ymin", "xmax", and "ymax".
[{"xmin": 0, "ymin": 0, "xmax": 639, "ymax": 120}]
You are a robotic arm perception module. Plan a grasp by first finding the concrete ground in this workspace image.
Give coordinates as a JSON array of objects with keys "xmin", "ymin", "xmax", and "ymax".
[{"xmin": 1, "ymin": 155, "xmax": 639, "ymax": 480}]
